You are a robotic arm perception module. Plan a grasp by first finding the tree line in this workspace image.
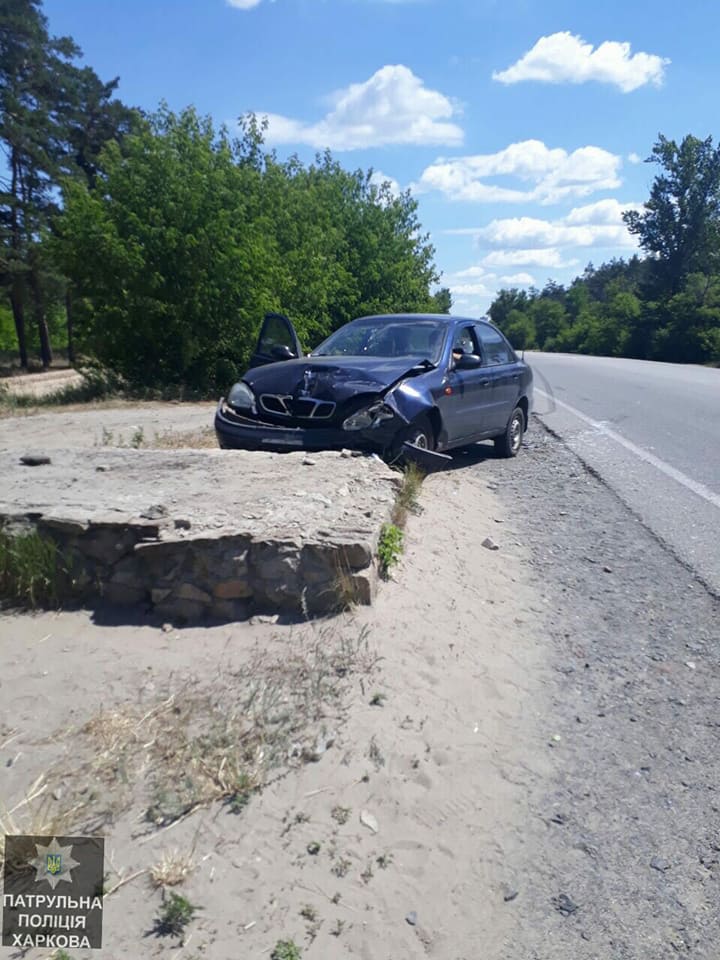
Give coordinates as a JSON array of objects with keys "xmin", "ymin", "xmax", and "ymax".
[
  {"xmin": 490, "ymin": 135, "xmax": 720, "ymax": 365},
  {"xmin": 1, "ymin": 0, "xmax": 449, "ymax": 390}
]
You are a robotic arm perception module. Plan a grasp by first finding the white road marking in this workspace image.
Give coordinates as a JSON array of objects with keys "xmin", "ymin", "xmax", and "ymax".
[{"xmin": 536, "ymin": 389, "xmax": 720, "ymax": 512}]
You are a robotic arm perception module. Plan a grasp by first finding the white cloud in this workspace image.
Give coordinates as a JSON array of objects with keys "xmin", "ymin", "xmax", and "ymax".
[
  {"xmin": 628, "ymin": 151, "xmax": 643, "ymax": 164},
  {"xmin": 500, "ymin": 272, "xmax": 536, "ymax": 286},
  {"xmin": 227, "ymin": 0, "xmax": 262, "ymax": 8},
  {"xmin": 451, "ymin": 281, "xmax": 495, "ymax": 297},
  {"xmin": 446, "ymin": 199, "xmax": 643, "ymax": 252},
  {"xmin": 447, "ymin": 266, "xmax": 535, "ymax": 303},
  {"xmin": 482, "ymin": 249, "xmax": 579, "ymax": 269},
  {"xmin": 418, "ymin": 139, "xmax": 621, "ymax": 205},
  {"xmin": 493, "ymin": 31, "xmax": 669, "ymax": 92},
  {"xmin": 261, "ymin": 65, "xmax": 463, "ymax": 150}
]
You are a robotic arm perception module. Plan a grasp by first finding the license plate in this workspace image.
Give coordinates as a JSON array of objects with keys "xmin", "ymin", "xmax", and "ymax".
[{"xmin": 261, "ymin": 437, "xmax": 303, "ymax": 446}]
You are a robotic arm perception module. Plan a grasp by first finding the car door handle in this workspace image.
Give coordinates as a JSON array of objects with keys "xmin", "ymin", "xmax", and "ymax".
[{"xmin": 481, "ymin": 380, "xmax": 490, "ymax": 387}]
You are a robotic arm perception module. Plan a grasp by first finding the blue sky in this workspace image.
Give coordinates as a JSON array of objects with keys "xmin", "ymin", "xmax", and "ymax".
[{"xmin": 44, "ymin": 0, "xmax": 720, "ymax": 315}]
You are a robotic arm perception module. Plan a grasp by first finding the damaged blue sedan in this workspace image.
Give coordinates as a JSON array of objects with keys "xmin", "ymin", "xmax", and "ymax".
[{"xmin": 215, "ymin": 312, "xmax": 533, "ymax": 464}]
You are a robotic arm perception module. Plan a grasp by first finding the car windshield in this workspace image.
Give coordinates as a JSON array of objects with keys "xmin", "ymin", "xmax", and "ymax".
[{"xmin": 312, "ymin": 318, "xmax": 447, "ymax": 363}]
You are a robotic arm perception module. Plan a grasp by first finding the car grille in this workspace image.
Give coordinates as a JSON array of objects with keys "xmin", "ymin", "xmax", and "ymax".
[{"xmin": 259, "ymin": 395, "xmax": 336, "ymax": 419}]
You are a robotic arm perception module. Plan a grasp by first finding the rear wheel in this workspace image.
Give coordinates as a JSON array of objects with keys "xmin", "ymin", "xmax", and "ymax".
[{"xmin": 494, "ymin": 406, "xmax": 524, "ymax": 458}]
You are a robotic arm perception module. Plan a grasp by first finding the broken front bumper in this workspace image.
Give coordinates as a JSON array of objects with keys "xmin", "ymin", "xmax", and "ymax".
[{"xmin": 214, "ymin": 401, "xmax": 379, "ymax": 452}]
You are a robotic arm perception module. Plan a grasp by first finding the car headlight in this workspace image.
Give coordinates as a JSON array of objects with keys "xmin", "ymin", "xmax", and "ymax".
[
  {"xmin": 343, "ymin": 402, "xmax": 396, "ymax": 431},
  {"xmin": 226, "ymin": 381, "xmax": 256, "ymax": 413}
]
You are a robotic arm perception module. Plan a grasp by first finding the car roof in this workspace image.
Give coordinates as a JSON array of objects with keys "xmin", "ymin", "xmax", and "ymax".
[{"xmin": 353, "ymin": 313, "xmax": 489, "ymax": 325}]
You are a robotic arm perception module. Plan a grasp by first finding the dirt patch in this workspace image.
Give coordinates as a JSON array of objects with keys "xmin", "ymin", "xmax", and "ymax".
[
  {"xmin": 0, "ymin": 400, "xmax": 214, "ymax": 442},
  {"xmin": 0, "ymin": 367, "xmax": 85, "ymax": 399}
]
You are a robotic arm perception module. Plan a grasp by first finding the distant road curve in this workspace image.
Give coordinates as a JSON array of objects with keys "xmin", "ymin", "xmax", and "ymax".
[{"xmin": 527, "ymin": 351, "xmax": 720, "ymax": 595}]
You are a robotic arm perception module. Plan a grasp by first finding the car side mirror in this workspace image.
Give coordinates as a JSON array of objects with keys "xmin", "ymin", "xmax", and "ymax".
[
  {"xmin": 455, "ymin": 353, "xmax": 482, "ymax": 369},
  {"xmin": 271, "ymin": 344, "xmax": 297, "ymax": 360}
]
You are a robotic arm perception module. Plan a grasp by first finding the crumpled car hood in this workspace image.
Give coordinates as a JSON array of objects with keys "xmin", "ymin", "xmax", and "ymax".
[{"xmin": 241, "ymin": 355, "xmax": 427, "ymax": 403}]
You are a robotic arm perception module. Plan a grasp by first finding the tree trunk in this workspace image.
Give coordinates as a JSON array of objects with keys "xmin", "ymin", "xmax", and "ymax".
[
  {"xmin": 10, "ymin": 284, "xmax": 28, "ymax": 369},
  {"xmin": 30, "ymin": 265, "xmax": 53, "ymax": 369},
  {"xmin": 9, "ymin": 151, "xmax": 28, "ymax": 368},
  {"xmin": 65, "ymin": 286, "xmax": 75, "ymax": 365}
]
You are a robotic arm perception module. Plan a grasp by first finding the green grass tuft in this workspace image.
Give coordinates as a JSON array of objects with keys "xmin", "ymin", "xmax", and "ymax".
[
  {"xmin": 377, "ymin": 523, "xmax": 404, "ymax": 578},
  {"xmin": 0, "ymin": 529, "xmax": 69, "ymax": 608},
  {"xmin": 271, "ymin": 941, "xmax": 302, "ymax": 960},
  {"xmin": 152, "ymin": 892, "xmax": 199, "ymax": 937}
]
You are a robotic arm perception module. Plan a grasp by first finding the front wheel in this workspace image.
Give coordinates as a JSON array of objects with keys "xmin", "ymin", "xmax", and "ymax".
[
  {"xmin": 390, "ymin": 415, "xmax": 436, "ymax": 462},
  {"xmin": 494, "ymin": 406, "xmax": 524, "ymax": 458}
]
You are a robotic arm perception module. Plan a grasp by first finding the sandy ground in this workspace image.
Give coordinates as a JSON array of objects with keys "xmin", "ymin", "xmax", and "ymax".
[
  {"xmin": 0, "ymin": 401, "xmax": 214, "ymax": 447},
  {"xmin": 0, "ymin": 418, "xmax": 550, "ymax": 959},
  {"xmin": 0, "ymin": 368, "xmax": 85, "ymax": 399}
]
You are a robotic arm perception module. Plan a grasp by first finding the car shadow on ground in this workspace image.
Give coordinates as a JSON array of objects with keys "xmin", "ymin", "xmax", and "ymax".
[{"xmin": 441, "ymin": 441, "xmax": 501, "ymax": 472}]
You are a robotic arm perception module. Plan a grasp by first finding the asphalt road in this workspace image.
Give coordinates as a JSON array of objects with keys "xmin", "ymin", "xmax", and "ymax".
[{"xmin": 527, "ymin": 351, "xmax": 720, "ymax": 595}]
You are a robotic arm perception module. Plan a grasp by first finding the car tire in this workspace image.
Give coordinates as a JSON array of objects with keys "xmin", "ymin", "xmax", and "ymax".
[
  {"xmin": 391, "ymin": 415, "xmax": 436, "ymax": 461},
  {"xmin": 494, "ymin": 406, "xmax": 524, "ymax": 458}
]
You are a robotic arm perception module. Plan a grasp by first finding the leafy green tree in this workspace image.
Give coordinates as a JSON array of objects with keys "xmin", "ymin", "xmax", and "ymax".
[
  {"xmin": 54, "ymin": 107, "xmax": 444, "ymax": 391},
  {"xmin": 54, "ymin": 107, "xmax": 278, "ymax": 390},
  {"xmin": 530, "ymin": 297, "xmax": 568, "ymax": 348},
  {"xmin": 503, "ymin": 309, "xmax": 536, "ymax": 350},
  {"xmin": 429, "ymin": 286, "xmax": 452, "ymax": 314},
  {"xmin": 0, "ymin": 0, "xmax": 136, "ymax": 367},
  {"xmin": 488, "ymin": 288, "xmax": 529, "ymax": 329},
  {"xmin": 623, "ymin": 135, "xmax": 720, "ymax": 294}
]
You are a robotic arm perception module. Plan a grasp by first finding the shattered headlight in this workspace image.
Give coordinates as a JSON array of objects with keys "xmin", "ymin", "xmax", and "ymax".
[
  {"xmin": 343, "ymin": 402, "xmax": 396, "ymax": 431},
  {"xmin": 225, "ymin": 381, "xmax": 256, "ymax": 414}
]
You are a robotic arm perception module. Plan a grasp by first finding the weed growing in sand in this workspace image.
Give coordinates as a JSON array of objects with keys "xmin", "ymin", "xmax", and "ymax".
[
  {"xmin": 226, "ymin": 773, "xmax": 254, "ymax": 814},
  {"xmin": 331, "ymin": 857, "xmax": 351, "ymax": 878},
  {"xmin": 331, "ymin": 919, "xmax": 346, "ymax": 937},
  {"xmin": 153, "ymin": 892, "xmax": 199, "ymax": 937},
  {"xmin": 331, "ymin": 805, "xmax": 351, "ymax": 825},
  {"xmin": 377, "ymin": 523, "xmax": 403, "ymax": 578},
  {"xmin": 360, "ymin": 862, "xmax": 374, "ymax": 884},
  {"xmin": 150, "ymin": 849, "xmax": 195, "ymax": 888},
  {"xmin": 368, "ymin": 735, "xmax": 385, "ymax": 769},
  {"xmin": 391, "ymin": 462, "xmax": 424, "ymax": 527},
  {"xmin": 299, "ymin": 905, "xmax": 317, "ymax": 922},
  {"xmin": 100, "ymin": 426, "xmax": 114, "ymax": 445},
  {"xmin": 271, "ymin": 941, "xmax": 302, "ymax": 960},
  {"xmin": 369, "ymin": 691, "xmax": 387, "ymax": 707},
  {"xmin": 376, "ymin": 852, "xmax": 394, "ymax": 869},
  {"xmin": 130, "ymin": 425, "xmax": 145, "ymax": 448},
  {"xmin": 0, "ymin": 529, "xmax": 70, "ymax": 608},
  {"xmin": 282, "ymin": 810, "xmax": 310, "ymax": 836}
]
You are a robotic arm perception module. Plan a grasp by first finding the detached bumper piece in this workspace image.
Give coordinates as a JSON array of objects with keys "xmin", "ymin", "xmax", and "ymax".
[
  {"xmin": 401, "ymin": 442, "xmax": 452, "ymax": 472},
  {"xmin": 215, "ymin": 401, "xmax": 363, "ymax": 453}
]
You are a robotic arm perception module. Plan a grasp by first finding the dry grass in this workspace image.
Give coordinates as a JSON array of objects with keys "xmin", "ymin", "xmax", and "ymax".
[
  {"xmin": 391, "ymin": 462, "xmax": 424, "ymax": 528},
  {"xmin": 0, "ymin": 774, "xmax": 86, "ymax": 872},
  {"xmin": 32, "ymin": 623, "xmax": 379, "ymax": 834},
  {"xmin": 150, "ymin": 848, "xmax": 196, "ymax": 888},
  {"xmin": 93, "ymin": 426, "xmax": 217, "ymax": 450},
  {"xmin": 149, "ymin": 427, "xmax": 217, "ymax": 449}
]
